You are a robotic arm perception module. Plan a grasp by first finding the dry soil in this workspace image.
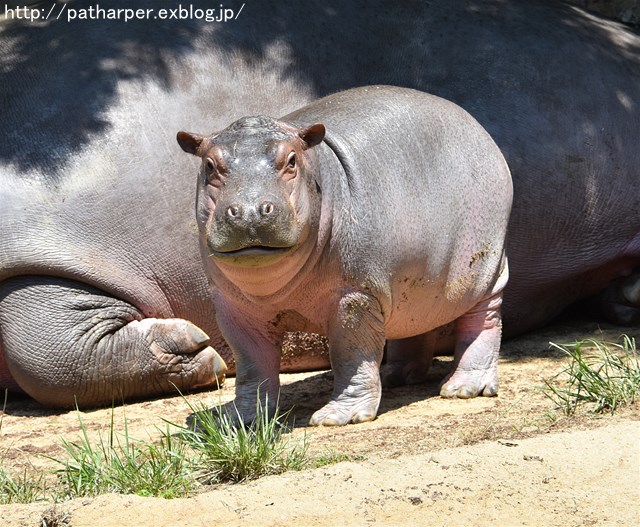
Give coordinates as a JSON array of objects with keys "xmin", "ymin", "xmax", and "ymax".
[{"xmin": 0, "ymin": 318, "xmax": 638, "ymax": 527}]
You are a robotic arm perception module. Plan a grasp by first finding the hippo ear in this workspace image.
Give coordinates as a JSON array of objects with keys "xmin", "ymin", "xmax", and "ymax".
[
  {"xmin": 299, "ymin": 123, "xmax": 325, "ymax": 149},
  {"xmin": 177, "ymin": 131, "xmax": 206, "ymax": 155}
]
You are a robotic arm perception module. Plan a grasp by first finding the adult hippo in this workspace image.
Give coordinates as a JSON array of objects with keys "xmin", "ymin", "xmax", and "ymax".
[{"xmin": 1, "ymin": 0, "xmax": 638, "ymax": 408}]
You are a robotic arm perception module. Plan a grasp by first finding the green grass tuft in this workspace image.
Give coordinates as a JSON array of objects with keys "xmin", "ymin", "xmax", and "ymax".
[
  {"xmin": 55, "ymin": 408, "xmax": 196, "ymax": 499},
  {"xmin": 179, "ymin": 397, "xmax": 308, "ymax": 484},
  {"xmin": 2, "ymin": 392, "xmax": 358, "ymax": 504},
  {"xmin": 543, "ymin": 335, "xmax": 640, "ymax": 415},
  {"xmin": 0, "ymin": 466, "xmax": 47, "ymax": 504}
]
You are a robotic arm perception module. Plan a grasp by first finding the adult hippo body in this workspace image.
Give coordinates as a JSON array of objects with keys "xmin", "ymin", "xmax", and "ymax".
[
  {"xmin": 179, "ymin": 86, "xmax": 512, "ymax": 425},
  {"xmin": 1, "ymin": 0, "xmax": 638, "ymax": 408}
]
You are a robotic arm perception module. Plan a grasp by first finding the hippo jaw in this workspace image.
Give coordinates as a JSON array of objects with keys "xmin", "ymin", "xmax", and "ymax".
[{"xmin": 206, "ymin": 219, "xmax": 318, "ymax": 297}]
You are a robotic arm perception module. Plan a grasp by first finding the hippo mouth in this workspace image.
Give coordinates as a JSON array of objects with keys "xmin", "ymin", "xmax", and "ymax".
[{"xmin": 210, "ymin": 245, "xmax": 294, "ymax": 267}]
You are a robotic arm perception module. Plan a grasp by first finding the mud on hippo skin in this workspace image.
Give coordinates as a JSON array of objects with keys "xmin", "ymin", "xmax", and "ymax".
[{"xmin": 179, "ymin": 86, "xmax": 513, "ymax": 426}]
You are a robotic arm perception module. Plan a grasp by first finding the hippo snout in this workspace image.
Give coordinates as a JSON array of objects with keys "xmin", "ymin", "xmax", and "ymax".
[
  {"xmin": 224, "ymin": 197, "xmax": 281, "ymax": 226},
  {"xmin": 206, "ymin": 193, "xmax": 302, "ymax": 265},
  {"xmin": 219, "ymin": 194, "xmax": 289, "ymax": 237}
]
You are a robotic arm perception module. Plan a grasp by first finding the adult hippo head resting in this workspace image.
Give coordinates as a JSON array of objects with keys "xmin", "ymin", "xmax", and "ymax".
[{"xmin": 178, "ymin": 86, "xmax": 513, "ymax": 426}]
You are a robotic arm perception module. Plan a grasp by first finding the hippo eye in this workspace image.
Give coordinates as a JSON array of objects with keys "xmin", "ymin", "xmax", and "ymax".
[
  {"xmin": 205, "ymin": 158, "xmax": 216, "ymax": 173},
  {"xmin": 287, "ymin": 153, "xmax": 296, "ymax": 169}
]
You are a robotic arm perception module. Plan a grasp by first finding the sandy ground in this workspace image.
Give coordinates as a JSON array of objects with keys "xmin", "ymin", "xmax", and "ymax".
[{"xmin": 1, "ymin": 318, "xmax": 639, "ymax": 527}]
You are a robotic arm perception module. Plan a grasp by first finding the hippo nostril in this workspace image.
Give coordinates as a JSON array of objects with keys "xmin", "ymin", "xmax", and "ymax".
[
  {"xmin": 260, "ymin": 201, "xmax": 275, "ymax": 216},
  {"xmin": 227, "ymin": 205, "xmax": 241, "ymax": 218}
]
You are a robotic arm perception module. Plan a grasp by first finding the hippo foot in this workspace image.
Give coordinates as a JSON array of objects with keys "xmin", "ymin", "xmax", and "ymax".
[
  {"xmin": 439, "ymin": 369, "xmax": 498, "ymax": 399},
  {"xmin": 0, "ymin": 276, "xmax": 228, "ymax": 407},
  {"xmin": 380, "ymin": 359, "xmax": 431, "ymax": 389},
  {"xmin": 131, "ymin": 318, "xmax": 228, "ymax": 391},
  {"xmin": 309, "ymin": 392, "xmax": 380, "ymax": 426}
]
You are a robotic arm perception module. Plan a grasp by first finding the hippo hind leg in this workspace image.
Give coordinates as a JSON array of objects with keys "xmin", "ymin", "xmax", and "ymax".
[
  {"xmin": 440, "ymin": 263, "xmax": 508, "ymax": 399},
  {"xmin": 440, "ymin": 298, "xmax": 500, "ymax": 398},
  {"xmin": 381, "ymin": 334, "xmax": 436, "ymax": 388},
  {"xmin": 0, "ymin": 276, "xmax": 226, "ymax": 408},
  {"xmin": 381, "ymin": 325, "xmax": 456, "ymax": 388}
]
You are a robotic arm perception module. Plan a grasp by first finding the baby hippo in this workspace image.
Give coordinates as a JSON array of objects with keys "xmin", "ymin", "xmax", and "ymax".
[{"xmin": 177, "ymin": 85, "xmax": 512, "ymax": 426}]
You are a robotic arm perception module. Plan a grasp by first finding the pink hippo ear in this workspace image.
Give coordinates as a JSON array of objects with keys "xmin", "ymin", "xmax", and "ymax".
[
  {"xmin": 298, "ymin": 123, "xmax": 325, "ymax": 148},
  {"xmin": 177, "ymin": 131, "xmax": 207, "ymax": 155}
]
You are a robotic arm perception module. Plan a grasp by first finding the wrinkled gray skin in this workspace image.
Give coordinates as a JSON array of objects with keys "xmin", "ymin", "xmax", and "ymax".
[
  {"xmin": 179, "ymin": 86, "xmax": 513, "ymax": 425},
  {"xmin": 1, "ymin": 0, "xmax": 638, "ymax": 408}
]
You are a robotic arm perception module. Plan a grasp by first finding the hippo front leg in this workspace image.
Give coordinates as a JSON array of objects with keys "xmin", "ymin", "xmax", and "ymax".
[
  {"xmin": 214, "ymin": 300, "xmax": 282, "ymax": 423},
  {"xmin": 0, "ymin": 277, "xmax": 226, "ymax": 407},
  {"xmin": 309, "ymin": 291, "xmax": 385, "ymax": 426}
]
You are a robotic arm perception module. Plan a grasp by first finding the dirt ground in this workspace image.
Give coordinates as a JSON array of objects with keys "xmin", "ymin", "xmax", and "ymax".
[{"xmin": 1, "ymin": 317, "xmax": 638, "ymax": 527}]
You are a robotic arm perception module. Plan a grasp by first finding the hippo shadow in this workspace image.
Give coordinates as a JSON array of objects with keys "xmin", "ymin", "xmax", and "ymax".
[
  {"xmin": 277, "ymin": 360, "xmax": 453, "ymax": 428},
  {"xmin": 277, "ymin": 309, "xmax": 637, "ymax": 426},
  {"xmin": 0, "ymin": 390, "xmax": 63, "ymax": 417},
  {"xmin": 499, "ymin": 308, "xmax": 637, "ymax": 364}
]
